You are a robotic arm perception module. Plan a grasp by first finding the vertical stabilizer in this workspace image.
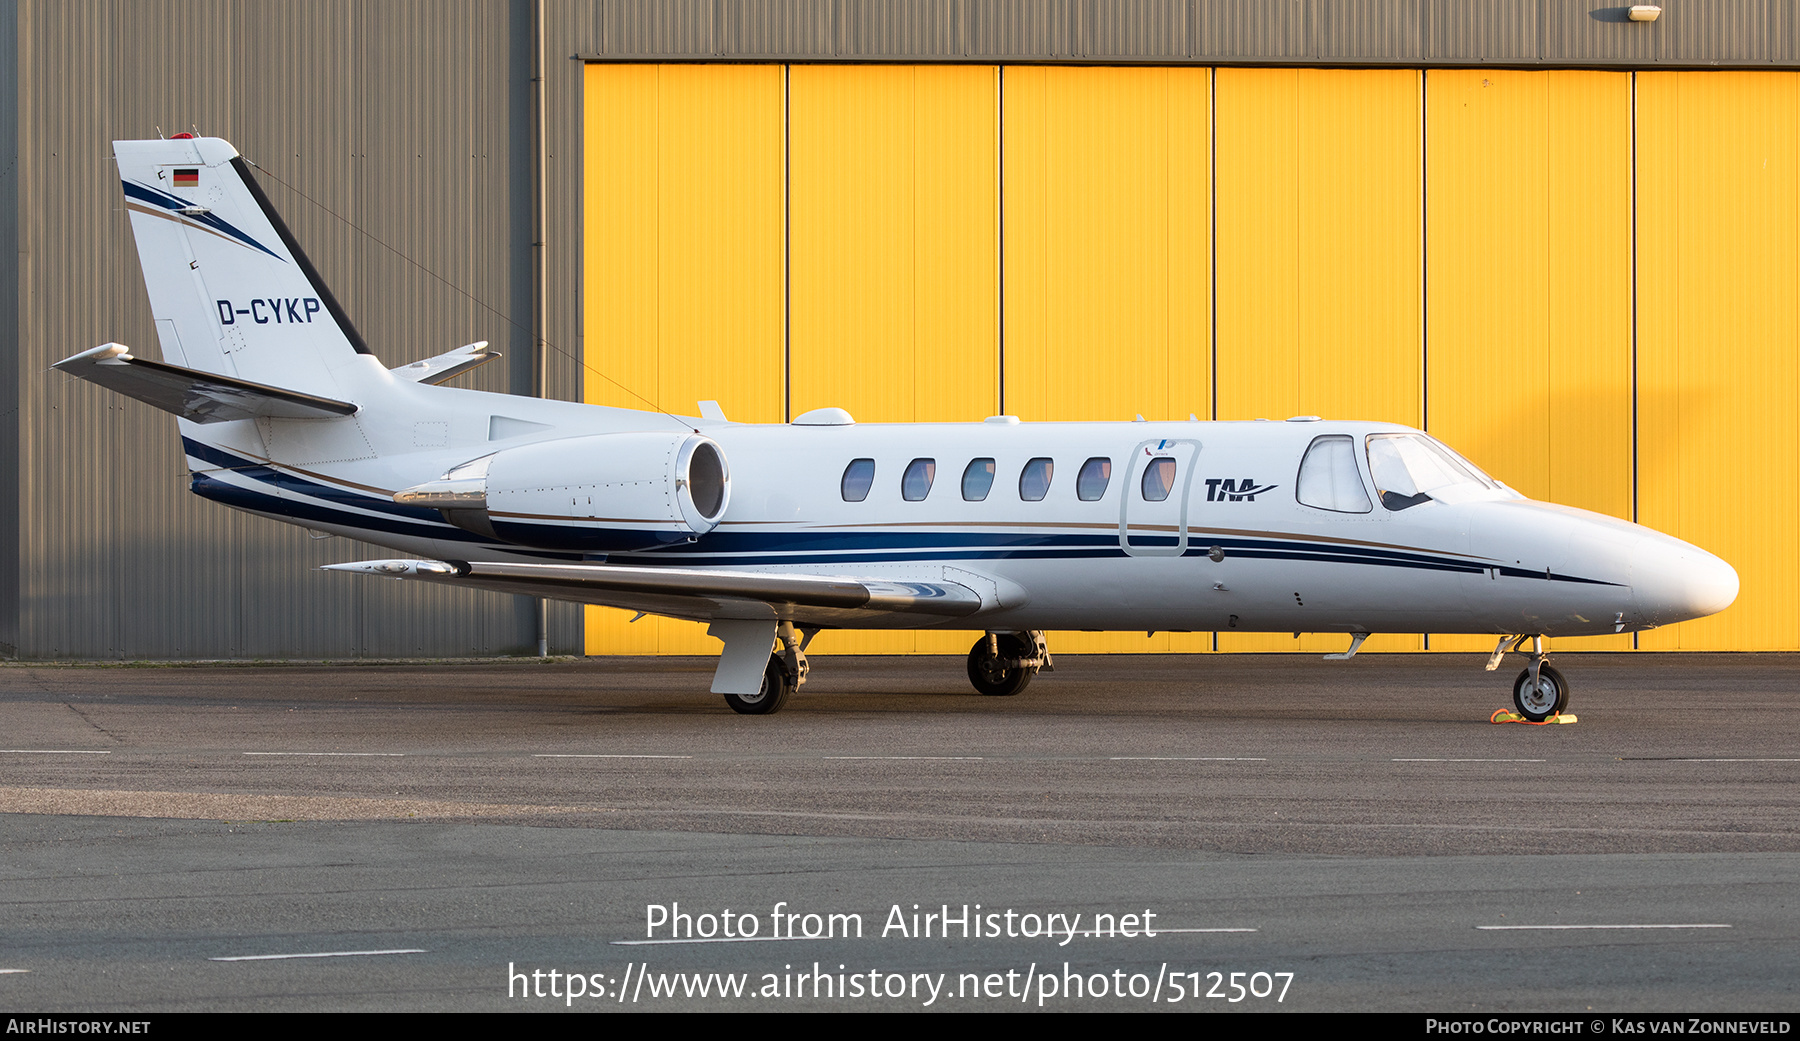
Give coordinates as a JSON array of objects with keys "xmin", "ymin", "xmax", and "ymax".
[{"xmin": 113, "ymin": 137, "xmax": 368, "ymax": 395}]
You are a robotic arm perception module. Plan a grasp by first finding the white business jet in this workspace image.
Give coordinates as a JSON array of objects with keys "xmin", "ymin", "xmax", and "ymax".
[{"xmin": 56, "ymin": 136, "xmax": 1739, "ymax": 718}]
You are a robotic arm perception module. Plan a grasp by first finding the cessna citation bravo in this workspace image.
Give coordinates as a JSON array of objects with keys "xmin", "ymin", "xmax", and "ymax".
[{"xmin": 58, "ymin": 136, "xmax": 1740, "ymax": 717}]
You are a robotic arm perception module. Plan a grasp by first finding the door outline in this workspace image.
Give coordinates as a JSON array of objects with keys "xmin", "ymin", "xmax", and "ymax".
[{"xmin": 1119, "ymin": 438, "xmax": 1201, "ymax": 557}]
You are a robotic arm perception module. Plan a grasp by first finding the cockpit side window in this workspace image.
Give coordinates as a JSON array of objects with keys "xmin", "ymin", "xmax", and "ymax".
[
  {"xmin": 1296, "ymin": 435, "xmax": 1373, "ymax": 513},
  {"xmin": 841, "ymin": 458, "xmax": 876, "ymax": 502}
]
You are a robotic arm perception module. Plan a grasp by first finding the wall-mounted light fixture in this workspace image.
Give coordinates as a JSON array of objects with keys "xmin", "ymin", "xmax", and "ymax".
[{"xmin": 1627, "ymin": 5, "xmax": 1662, "ymax": 21}]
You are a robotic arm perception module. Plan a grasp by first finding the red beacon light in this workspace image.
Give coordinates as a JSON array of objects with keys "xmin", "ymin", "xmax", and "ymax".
[{"xmin": 170, "ymin": 132, "xmax": 196, "ymax": 139}]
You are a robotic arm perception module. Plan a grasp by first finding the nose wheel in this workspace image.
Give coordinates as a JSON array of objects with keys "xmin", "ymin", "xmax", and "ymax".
[
  {"xmin": 1491, "ymin": 635, "xmax": 1570, "ymax": 721},
  {"xmin": 1511, "ymin": 663, "xmax": 1569, "ymax": 722}
]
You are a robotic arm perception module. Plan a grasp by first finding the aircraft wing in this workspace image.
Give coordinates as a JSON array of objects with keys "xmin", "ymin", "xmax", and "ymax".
[
  {"xmin": 55, "ymin": 343, "xmax": 358, "ymax": 423},
  {"xmin": 322, "ymin": 558, "xmax": 988, "ymax": 626}
]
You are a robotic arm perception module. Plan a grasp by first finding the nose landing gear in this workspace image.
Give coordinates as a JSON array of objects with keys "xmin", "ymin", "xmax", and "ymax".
[{"xmin": 1489, "ymin": 634, "xmax": 1570, "ymax": 722}]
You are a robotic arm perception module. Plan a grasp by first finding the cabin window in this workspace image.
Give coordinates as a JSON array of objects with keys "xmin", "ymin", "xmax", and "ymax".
[
  {"xmin": 841, "ymin": 458, "xmax": 876, "ymax": 502},
  {"xmin": 1019, "ymin": 458, "xmax": 1054, "ymax": 501},
  {"xmin": 902, "ymin": 458, "xmax": 936, "ymax": 501},
  {"xmin": 1140, "ymin": 457, "xmax": 1177, "ymax": 502},
  {"xmin": 1296, "ymin": 435, "xmax": 1373, "ymax": 514},
  {"xmin": 1076, "ymin": 458, "xmax": 1112, "ymax": 501},
  {"xmin": 962, "ymin": 458, "xmax": 995, "ymax": 501},
  {"xmin": 1365, "ymin": 433, "xmax": 1498, "ymax": 511}
]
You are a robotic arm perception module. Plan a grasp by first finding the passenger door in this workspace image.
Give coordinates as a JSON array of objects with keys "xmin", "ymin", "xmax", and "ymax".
[{"xmin": 1120, "ymin": 438, "xmax": 1200, "ymax": 556}]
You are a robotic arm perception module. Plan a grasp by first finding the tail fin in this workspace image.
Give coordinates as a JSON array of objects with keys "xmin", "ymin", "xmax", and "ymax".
[{"xmin": 113, "ymin": 136, "xmax": 369, "ymax": 396}]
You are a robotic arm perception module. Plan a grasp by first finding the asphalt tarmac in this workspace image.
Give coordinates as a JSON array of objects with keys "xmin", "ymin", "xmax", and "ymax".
[{"xmin": 2, "ymin": 653, "xmax": 1796, "ymax": 1012}]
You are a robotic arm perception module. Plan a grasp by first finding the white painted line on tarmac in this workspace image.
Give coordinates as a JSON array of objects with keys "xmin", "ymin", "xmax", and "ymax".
[
  {"xmin": 1394, "ymin": 758, "xmax": 1546, "ymax": 763},
  {"xmin": 210, "ymin": 948, "xmax": 427, "ymax": 961},
  {"xmin": 1476, "ymin": 924, "xmax": 1730, "ymax": 931},
  {"xmin": 0, "ymin": 749, "xmax": 111, "ymax": 754},
  {"xmin": 241, "ymin": 752, "xmax": 405, "ymax": 757},
  {"xmin": 0, "ymin": 969, "xmax": 30, "ymax": 974},
  {"xmin": 822, "ymin": 756, "xmax": 985, "ymax": 760},
  {"xmin": 1127, "ymin": 928, "xmax": 1258, "ymax": 934},
  {"xmin": 1111, "ymin": 757, "xmax": 1267, "ymax": 761},
  {"xmin": 534, "ymin": 754, "xmax": 692, "ymax": 759},
  {"xmin": 608, "ymin": 929, "xmax": 824, "ymax": 936}
]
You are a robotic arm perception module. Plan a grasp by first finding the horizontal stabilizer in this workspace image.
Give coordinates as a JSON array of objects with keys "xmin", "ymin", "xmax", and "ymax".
[
  {"xmin": 390, "ymin": 341, "xmax": 499, "ymax": 386},
  {"xmin": 323, "ymin": 558, "xmax": 986, "ymax": 624},
  {"xmin": 54, "ymin": 343, "xmax": 358, "ymax": 424}
]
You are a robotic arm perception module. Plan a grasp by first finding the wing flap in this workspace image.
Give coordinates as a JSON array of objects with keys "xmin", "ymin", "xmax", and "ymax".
[
  {"xmin": 323, "ymin": 558, "xmax": 987, "ymax": 625},
  {"xmin": 55, "ymin": 343, "xmax": 358, "ymax": 423}
]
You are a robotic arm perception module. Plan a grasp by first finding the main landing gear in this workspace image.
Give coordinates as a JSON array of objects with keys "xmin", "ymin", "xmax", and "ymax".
[
  {"xmin": 723, "ymin": 622, "xmax": 811, "ymax": 715},
  {"xmin": 1489, "ymin": 635, "xmax": 1569, "ymax": 722},
  {"xmin": 967, "ymin": 631, "xmax": 1052, "ymax": 697}
]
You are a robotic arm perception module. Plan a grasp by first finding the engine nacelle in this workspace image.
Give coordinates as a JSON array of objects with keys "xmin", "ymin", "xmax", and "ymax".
[{"xmin": 395, "ymin": 431, "xmax": 730, "ymax": 552}]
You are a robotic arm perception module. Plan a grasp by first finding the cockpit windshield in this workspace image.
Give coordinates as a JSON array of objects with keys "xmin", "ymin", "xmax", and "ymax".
[{"xmin": 1365, "ymin": 433, "xmax": 1511, "ymax": 510}]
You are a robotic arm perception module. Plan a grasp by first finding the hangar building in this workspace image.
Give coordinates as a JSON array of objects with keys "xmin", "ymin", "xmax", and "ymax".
[{"xmin": 1, "ymin": 1, "xmax": 1796, "ymax": 659}]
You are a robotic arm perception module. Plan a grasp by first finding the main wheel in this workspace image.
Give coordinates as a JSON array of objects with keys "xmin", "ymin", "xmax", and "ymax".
[
  {"xmin": 967, "ymin": 634, "xmax": 1035, "ymax": 697},
  {"xmin": 1511, "ymin": 664, "xmax": 1569, "ymax": 722},
  {"xmin": 724, "ymin": 654, "xmax": 794, "ymax": 715}
]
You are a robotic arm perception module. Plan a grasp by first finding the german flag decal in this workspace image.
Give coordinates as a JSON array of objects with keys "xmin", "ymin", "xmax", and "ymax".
[{"xmin": 173, "ymin": 168, "xmax": 199, "ymax": 188}]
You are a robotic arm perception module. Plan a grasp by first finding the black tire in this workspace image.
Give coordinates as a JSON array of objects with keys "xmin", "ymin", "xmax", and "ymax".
[
  {"xmin": 967, "ymin": 634, "xmax": 1035, "ymax": 697},
  {"xmin": 724, "ymin": 654, "xmax": 793, "ymax": 715},
  {"xmin": 1512, "ymin": 664, "xmax": 1569, "ymax": 722}
]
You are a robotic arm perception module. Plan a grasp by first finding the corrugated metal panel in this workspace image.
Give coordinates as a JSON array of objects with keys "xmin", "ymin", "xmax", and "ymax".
[
  {"xmin": 1213, "ymin": 67, "xmax": 1422, "ymax": 654},
  {"xmin": 1083, "ymin": 0, "xmax": 1187, "ymax": 60},
  {"xmin": 1308, "ymin": 0, "xmax": 1424, "ymax": 62},
  {"xmin": 1542, "ymin": 2, "xmax": 1663, "ymax": 66},
  {"xmin": 965, "ymin": 0, "xmax": 1077, "ymax": 60},
  {"xmin": 1428, "ymin": 0, "xmax": 1537, "ymax": 63},
  {"xmin": 718, "ymin": 0, "xmax": 835, "ymax": 57},
  {"xmin": 1191, "ymin": 0, "xmax": 1306, "ymax": 62},
  {"xmin": 1660, "ymin": 0, "xmax": 1774, "ymax": 66},
  {"xmin": 789, "ymin": 65, "xmax": 997, "ymax": 425},
  {"xmin": 600, "ymin": 0, "xmax": 714, "ymax": 57},
  {"xmin": 835, "ymin": 0, "xmax": 963, "ymax": 58},
  {"xmin": 1637, "ymin": 71, "xmax": 1800, "ymax": 651},
  {"xmin": 0, "ymin": 0, "xmax": 19, "ymax": 654},
  {"xmin": 1775, "ymin": 2, "xmax": 1800, "ymax": 66},
  {"xmin": 13, "ymin": 0, "xmax": 567, "ymax": 658},
  {"xmin": 1424, "ymin": 69, "xmax": 1635, "ymax": 653},
  {"xmin": 576, "ymin": 0, "xmax": 1800, "ymax": 69}
]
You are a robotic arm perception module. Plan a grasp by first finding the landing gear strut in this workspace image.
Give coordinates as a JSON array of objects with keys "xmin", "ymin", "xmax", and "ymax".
[
  {"xmin": 722, "ymin": 622, "xmax": 812, "ymax": 715},
  {"xmin": 1488, "ymin": 634, "xmax": 1569, "ymax": 722},
  {"xmin": 967, "ymin": 631, "xmax": 1052, "ymax": 697}
]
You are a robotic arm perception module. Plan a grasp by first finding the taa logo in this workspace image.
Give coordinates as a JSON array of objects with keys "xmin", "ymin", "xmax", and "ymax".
[{"xmin": 1205, "ymin": 478, "xmax": 1278, "ymax": 502}]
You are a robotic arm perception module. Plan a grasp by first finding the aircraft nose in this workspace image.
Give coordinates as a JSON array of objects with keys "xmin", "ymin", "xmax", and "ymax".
[{"xmin": 1631, "ymin": 536, "xmax": 1739, "ymax": 625}]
